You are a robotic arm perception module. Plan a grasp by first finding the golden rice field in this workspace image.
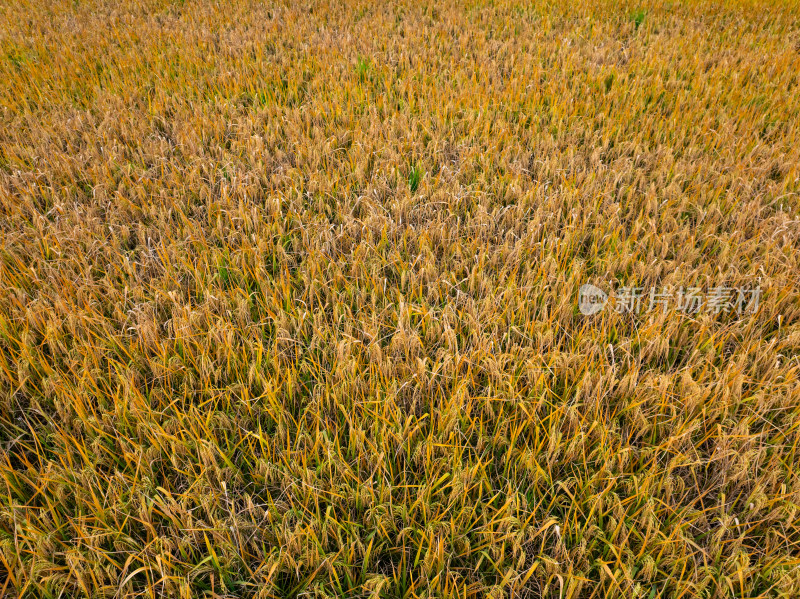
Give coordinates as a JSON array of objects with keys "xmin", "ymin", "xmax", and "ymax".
[{"xmin": 1, "ymin": 0, "xmax": 800, "ymax": 597}]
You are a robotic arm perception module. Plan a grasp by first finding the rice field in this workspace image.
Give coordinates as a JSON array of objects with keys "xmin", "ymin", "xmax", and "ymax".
[{"xmin": 1, "ymin": 0, "xmax": 799, "ymax": 597}]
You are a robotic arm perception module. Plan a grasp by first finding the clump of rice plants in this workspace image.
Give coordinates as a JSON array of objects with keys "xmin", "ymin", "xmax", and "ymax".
[
  {"xmin": 357, "ymin": 55, "xmax": 371, "ymax": 83},
  {"xmin": 408, "ymin": 163, "xmax": 423, "ymax": 193},
  {"xmin": 631, "ymin": 8, "xmax": 647, "ymax": 30}
]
